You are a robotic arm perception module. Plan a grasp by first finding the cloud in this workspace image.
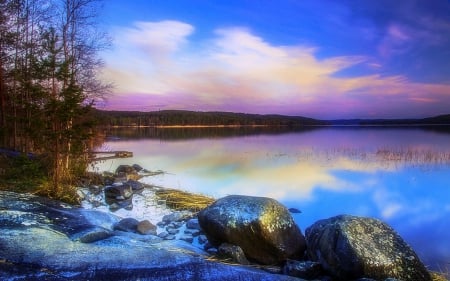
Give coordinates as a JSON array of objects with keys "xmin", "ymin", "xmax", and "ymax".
[{"xmin": 101, "ymin": 20, "xmax": 450, "ymax": 118}]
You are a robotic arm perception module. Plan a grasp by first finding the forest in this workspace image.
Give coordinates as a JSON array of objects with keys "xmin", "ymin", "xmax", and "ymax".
[
  {"xmin": 94, "ymin": 109, "xmax": 325, "ymax": 127},
  {"xmin": 0, "ymin": 0, "xmax": 108, "ymax": 202}
]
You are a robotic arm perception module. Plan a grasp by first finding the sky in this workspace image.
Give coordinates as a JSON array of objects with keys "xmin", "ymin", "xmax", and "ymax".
[{"xmin": 97, "ymin": 0, "xmax": 450, "ymax": 119}]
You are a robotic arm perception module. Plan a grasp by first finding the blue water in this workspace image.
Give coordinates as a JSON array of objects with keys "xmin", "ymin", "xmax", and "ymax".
[{"xmin": 95, "ymin": 127, "xmax": 450, "ymax": 272}]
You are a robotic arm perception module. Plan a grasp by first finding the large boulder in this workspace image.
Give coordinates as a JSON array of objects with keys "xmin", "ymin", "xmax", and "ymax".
[
  {"xmin": 198, "ymin": 195, "xmax": 306, "ymax": 265},
  {"xmin": 305, "ymin": 215, "xmax": 432, "ymax": 281}
]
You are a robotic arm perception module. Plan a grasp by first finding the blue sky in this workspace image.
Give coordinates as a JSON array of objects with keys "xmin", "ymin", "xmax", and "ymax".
[{"xmin": 98, "ymin": 0, "xmax": 450, "ymax": 119}]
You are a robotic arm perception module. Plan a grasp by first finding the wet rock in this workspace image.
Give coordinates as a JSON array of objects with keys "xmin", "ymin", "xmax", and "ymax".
[
  {"xmin": 180, "ymin": 234, "xmax": 194, "ymax": 243},
  {"xmin": 166, "ymin": 227, "xmax": 180, "ymax": 235},
  {"xmin": 184, "ymin": 228, "xmax": 200, "ymax": 236},
  {"xmin": 137, "ymin": 220, "xmax": 157, "ymax": 235},
  {"xmin": 198, "ymin": 195, "xmax": 306, "ymax": 265},
  {"xmin": 164, "ymin": 234, "xmax": 176, "ymax": 240},
  {"xmin": 282, "ymin": 260, "xmax": 324, "ymax": 279},
  {"xmin": 186, "ymin": 218, "xmax": 201, "ymax": 230},
  {"xmin": 305, "ymin": 215, "xmax": 432, "ymax": 281},
  {"xmin": 198, "ymin": 235, "xmax": 208, "ymax": 245},
  {"xmin": 114, "ymin": 217, "xmax": 140, "ymax": 232},
  {"xmin": 218, "ymin": 243, "xmax": 250, "ymax": 265},
  {"xmin": 158, "ymin": 231, "xmax": 169, "ymax": 239},
  {"xmin": 288, "ymin": 208, "xmax": 302, "ymax": 214}
]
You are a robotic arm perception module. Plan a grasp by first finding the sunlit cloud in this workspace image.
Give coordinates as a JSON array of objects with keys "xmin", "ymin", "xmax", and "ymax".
[{"xmin": 100, "ymin": 20, "xmax": 450, "ymax": 119}]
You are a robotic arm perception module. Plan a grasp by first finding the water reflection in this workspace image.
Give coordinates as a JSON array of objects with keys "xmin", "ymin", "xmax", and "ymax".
[{"xmin": 94, "ymin": 127, "xmax": 450, "ymax": 273}]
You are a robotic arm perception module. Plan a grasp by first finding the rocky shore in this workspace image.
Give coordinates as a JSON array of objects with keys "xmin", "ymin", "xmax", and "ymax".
[{"xmin": 0, "ymin": 164, "xmax": 445, "ymax": 281}]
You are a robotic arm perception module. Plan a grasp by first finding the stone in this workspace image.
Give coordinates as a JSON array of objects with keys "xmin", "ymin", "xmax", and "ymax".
[
  {"xmin": 184, "ymin": 228, "xmax": 200, "ymax": 236},
  {"xmin": 104, "ymin": 184, "xmax": 133, "ymax": 211},
  {"xmin": 198, "ymin": 235, "xmax": 208, "ymax": 244},
  {"xmin": 162, "ymin": 211, "xmax": 192, "ymax": 223},
  {"xmin": 115, "ymin": 164, "xmax": 136, "ymax": 175},
  {"xmin": 180, "ymin": 234, "xmax": 194, "ymax": 244},
  {"xmin": 126, "ymin": 179, "xmax": 144, "ymax": 194},
  {"xmin": 186, "ymin": 218, "xmax": 201, "ymax": 230},
  {"xmin": 282, "ymin": 260, "xmax": 324, "ymax": 279},
  {"xmin": 158, "ymin": 231, "xmax": 169, "ymax": 239},
  {"xmin": 114, "ymin": 217, "xmax": 139, "ymax": 233},
  {"xmin": 218, "ymin": 243, "xmax": 250, "ymax": 265},
  {"xmin": 132, "ymin": 164, "xmax": 144, "ymax": 172},
  {"xmin": 305, "ymin": 215, "xmax": 432, "ymax": 281},
  {"xmin": 137, "ymin": 220, "xmax": 157, "ymax": 235},
  {"xmin": 166, "ymin": 227, "xmax": 180, "ymax": 235},
  {"xmin": 73, "ymin": 226, "xmax": 114, "ymax": 243},
  {"xmin": 164, "ymin": 234, "xmax": 176, "ymax": 240},
  {"xmin": 198, "ymin": 195, "xmax": 306, "ymax": 265}
]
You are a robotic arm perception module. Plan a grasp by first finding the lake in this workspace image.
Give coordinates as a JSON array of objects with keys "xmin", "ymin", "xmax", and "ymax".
[{"xmin": 93, "ymin": 126, "xmax": 450, "ymax": 273}]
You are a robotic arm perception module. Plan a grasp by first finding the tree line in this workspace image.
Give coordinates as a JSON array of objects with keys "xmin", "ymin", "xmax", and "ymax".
[
  {"xmin": 95, "ymin": 109, "xmax": 325, "ymax": 127},
  {"xmin": 0, "ymin": 0, "xmax": 109, "ymax": 200}
]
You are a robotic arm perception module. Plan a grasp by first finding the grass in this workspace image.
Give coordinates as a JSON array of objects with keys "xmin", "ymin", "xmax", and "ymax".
[{"xmin": 154, "ymin": 188, "xmax": 215, "ymax": 212}]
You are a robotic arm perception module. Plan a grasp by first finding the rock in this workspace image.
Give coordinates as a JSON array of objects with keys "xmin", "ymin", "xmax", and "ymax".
[
  {"xmin": 180, "ymin": 234, "xmax": 194, "ymax": 244},
  {"xmin": 137, "ymin": 220, "xmax": 157, "ymax": 235},
  {"xmin": 164, "ymin": 234, "xmax": 176, "ymax": 240},
  {"xmin": 184, "ymin": 228, "xmax": 201, "ymax": 236},
  {"xmin": 198, "ymin": 235, "xmax": 208, "ymax": 244},
  {"xmin": 282, "ymin": 260, "xmax": 324, "ymax": 279},
  {"xmin": 132, "ymin": 163, "xmax": 144, "ymax": 172},
  {"xmin": 158, "ymin": 231, "xmax": 169, "ymax": 239},
  {"xmin": 198, "ymin": 195, "xmax": 306, "ymax": 265},
  {"xmin": 305, "ymin": 215, "xmax": 432, "ymax": 281},
  {"xmin": 166, "ymin": 227, "xmax": 180, "ymax": 235},
  {"xmin": 104, "ymin": 183, "xmax": 133, "ymax": 211},
  {"xmin": 115, "ymin": 164, "xmax": 136, "ymax": 175},
  {"xmin": 126, "ymin": 179, "xmax": 144, "ymax": 194},
  {"xmin": 288, "ymin": 208, "xmax": 302, "ymax": 214},
  {"xmin": 114, "ymin": 217, "xmax": 140, "ymax": 232},
  {"xmin": 218, "ymin": 243, "xmax": 250, "ymax": 265},
  {"xmin": 72, "ymin": 226, "xmax": 114, "ymax": 243},
  {"xmin": 1, "ymin": 191, "xmax": 303, "ymax": 281},
  {"xmin": 186, "ymin": 218, "xmax": 201, "ymax": 230},
  {"xmin": 162, "ymin": 211, "xmax": 192, "ymax": 223}
]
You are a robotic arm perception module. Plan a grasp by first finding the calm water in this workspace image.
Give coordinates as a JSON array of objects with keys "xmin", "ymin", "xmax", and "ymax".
[{"xmin": 94, "ymin": 126, "xmax": 450, "ymax": 272}]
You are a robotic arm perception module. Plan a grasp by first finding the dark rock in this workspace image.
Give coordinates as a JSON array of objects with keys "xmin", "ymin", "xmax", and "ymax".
[
  {"xmin": 104, "ymin": 184, "xmax": 133, "ymax": 211},
  {"xmin": 164, "ymin": 234, "xmax": 176, "ymax": 240},
  {"xmin": 184, "ymin": 228, "xmax": 200, "ymax": 236},
  {"xmin": 198, "ymin": 235, "xmax": 208, "ymax": 244},
  {"xmin": 282, "ymin": 260, "xmax": 324, "ymax": 279},
  {"xmin": 180, "ymin": 234, "xmax": 194, "ymax": 243},
  {"xmin": 88, "ymin": 185, "xmax": 103, "ymax": 195},
  {"xmin": 158, "ymin": 231, "xmax": 169, "ymax": 239},
  {"xmin": 72, "ymin": 226, "xmax": 114, "ymax": 243},
  {"xmin": 114, "ymin": 217, "xmax": 140, "ymax": 232},
  {"xmin": 305, "ymin": 215, "xmax": 432, "ymax": 281},
  {"xmin": 166, "ymin": 227, "xmax": 180, "ymax": 235},
  {"xmin": 137, "ymin": 220, "xmax": 157, "ymax": 235},
  {"xmin": 218, "ymin": 243, "xmax": 250, "ymax": 265},
  {"xmin": 127, "ymin": 179, "xmax": 144, "ymax": 194},
  {"xmin": 288, "ymin": 208, "xmax": 302, "ymax": 214},
  {"xmin": 186, "ymin": 218, "xmax": 201, "ymax": 230},
  {"xmin": 198, "ymin": 195, "xmax": 306, "ymax": 265},
  {"xmin": 115, "ymin": 164, "xmax": 136, "ymax": 175},
  {"xmin": 132, "ymin": 164, "xmax": 144, "ymax": 172}
]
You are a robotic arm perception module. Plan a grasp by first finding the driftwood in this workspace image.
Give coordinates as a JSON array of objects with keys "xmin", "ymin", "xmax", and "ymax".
[{"xmin": 89, "ymin": 151, "xmax": 133, "ymax": 162}]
